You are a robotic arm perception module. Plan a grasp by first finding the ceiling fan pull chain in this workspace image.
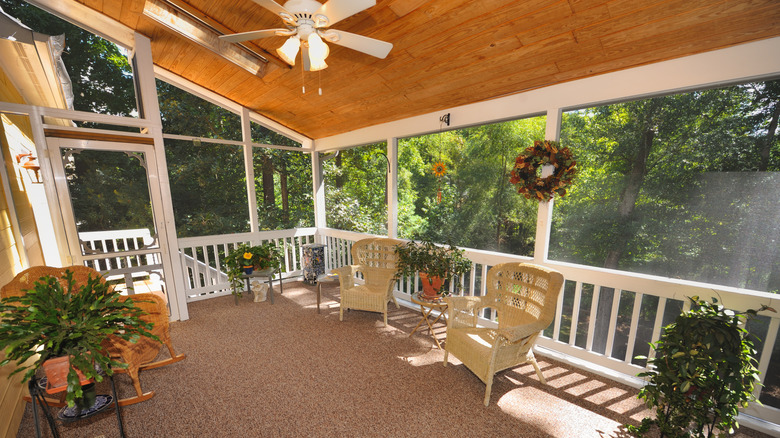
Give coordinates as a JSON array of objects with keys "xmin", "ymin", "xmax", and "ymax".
[
  {"xmin": 301, "ymin": 64, "xmax": 305, "ymax": 94},
  {"xmin": 318, "ymin": 71, "xmax": 322, "ymax": 96}
]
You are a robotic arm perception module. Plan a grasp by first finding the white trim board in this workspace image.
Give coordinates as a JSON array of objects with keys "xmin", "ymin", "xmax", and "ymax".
[{"xmin": 314, "ymin": 37, "xmax": 780, "ymax": 150}]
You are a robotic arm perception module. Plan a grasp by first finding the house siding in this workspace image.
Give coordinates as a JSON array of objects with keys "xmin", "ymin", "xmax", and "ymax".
[{"xmin": 0, "ymin": 65, "xmax": 46, "ymax": 438}]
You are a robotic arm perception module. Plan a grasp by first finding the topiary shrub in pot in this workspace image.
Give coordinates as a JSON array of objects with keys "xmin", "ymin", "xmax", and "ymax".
[
  {"xmin": 0, "ymin": 270, "xmax": 157, "ymax": 408},
  {"xmin": 628, "ymin": 296, "xmax": 775, "ymax": 438},
  {"xmin": 394, "ymin": 239, "xmax": 472, "ymax": 299}
]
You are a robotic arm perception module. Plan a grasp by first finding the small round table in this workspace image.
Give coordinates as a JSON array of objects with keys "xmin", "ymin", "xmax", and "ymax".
[{"xmin": 410, "ymin": 292, "xmax": 448, "ymax": 349}]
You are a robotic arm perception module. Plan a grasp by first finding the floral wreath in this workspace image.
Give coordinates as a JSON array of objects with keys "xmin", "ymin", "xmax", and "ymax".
[{"xmin": 509, "ymin": 140, "xmax": 577, "ymax": 201}]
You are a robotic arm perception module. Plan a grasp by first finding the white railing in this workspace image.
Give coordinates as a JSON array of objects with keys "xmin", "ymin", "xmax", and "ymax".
[
  {"xmin": 78, "ymin": 229, "xmax": 164, "ymax": 295},
  {"xmin": 177, "ymin": 228, "xmax": 317, "ymax": 302},
  {"xmin": 169, "ymin": 226, "xmax": 779, "ymax": 430}
]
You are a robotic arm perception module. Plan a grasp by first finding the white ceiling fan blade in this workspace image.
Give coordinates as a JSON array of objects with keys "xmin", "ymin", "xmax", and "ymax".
[
  {"xmin": 251, "ymin": 0, "xmax": 290, "ymax": 17},
  {"xmin": 323, "ymin": 30, "xmax": 392, "ymax": 59},
  {"xmin": 315, "ymin": 0, "xmax": 376, "ymax": 27},
  {"xmin": 219, "ymin": 29, "xmax": 289, "ymax": 43}
]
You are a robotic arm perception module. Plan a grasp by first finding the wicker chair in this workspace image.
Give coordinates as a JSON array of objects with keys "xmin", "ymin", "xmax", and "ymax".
[
  {"xmin": 103, "ymin": 292, "xmax": 186, "ymax": 406},
  {"xmin": 0, "ymin": 266, "xmax": 185, "ymax": 406},
  {"xmin": 334, "ymin": 237, "xmax": 402, "ymax": 326},
  {"xmin": 443, "ymin": 262, "xmax": 564, "ymax": 406}
]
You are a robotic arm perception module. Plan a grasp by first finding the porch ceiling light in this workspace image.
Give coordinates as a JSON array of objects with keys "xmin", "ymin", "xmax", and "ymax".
[
  {"xmin": 276, "ymin": 36, "xmax": 300, "ymax": 66},
  {"xmin": 307, "ymin": 33, "xmax": 329, "ymax": 72}
]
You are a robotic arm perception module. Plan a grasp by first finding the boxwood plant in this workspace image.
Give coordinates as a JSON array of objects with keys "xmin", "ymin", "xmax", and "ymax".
[{"xmin": 629, "ymin": 296, "xmax": 775, "ymax": 438}]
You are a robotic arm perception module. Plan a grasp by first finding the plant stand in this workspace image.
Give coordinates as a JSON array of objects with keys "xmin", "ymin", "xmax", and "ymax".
[{"xmin": 28, "ymin": 374, "xmax": 126, "ymax": 438}]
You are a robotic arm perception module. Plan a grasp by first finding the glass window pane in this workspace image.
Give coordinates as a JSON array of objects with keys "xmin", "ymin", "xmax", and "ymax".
[
  {"xmin": 253, "ymin": 148, "xmax": 314, "ymax": 230},
  {"xmin": 251, "ymin": 121, "xmax": 301, "ymax": 147},
  {"xmin": 1, "ymin": 2, "xmax": 138, "ymax": 120},
  {"xmin": 551, "ymin": 80, "xmax": 780, "ymax": 293},
  {"xmin": 157, "ymin": 80, "xmax": 241, "ymax": 141},
  {"xmin": 397, "ymin": 116, "xmax": 545, "ymax": 254},
  {"xmin": 64, "ymin": 149, "xmax": 154, "ymax": 239},
  {"xmin": 165, "ymin": 139, "xmax": 249, "ymax": 237},
  {"xmin": 324, "ymin": 143, "xmax": 388, "ymax": 235}
]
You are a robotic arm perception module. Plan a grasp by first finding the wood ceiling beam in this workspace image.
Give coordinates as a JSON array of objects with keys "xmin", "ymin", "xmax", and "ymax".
[
  {"xmin": 157, "ymin": 0, "xmax": 291, "ymax": 70},
  {"xmin": 143, "ymin": 0, "xmax": 271, "ymax": 77}
]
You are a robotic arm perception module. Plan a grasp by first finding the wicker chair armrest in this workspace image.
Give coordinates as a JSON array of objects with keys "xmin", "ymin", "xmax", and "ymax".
[
  {"xmin": 444, "ymin": 295, "xmax": 484, "ymax": 311},
  {"xmin": 332, "ymin": 265, "xmax": 361, "ymax": 290},
  {"xmin": 444, "ymin": 296, "xmax": 485, "ymax": 329},
  {"xmin": 495, "ymin": 324, "xmax": 543, "ymax": 344}
]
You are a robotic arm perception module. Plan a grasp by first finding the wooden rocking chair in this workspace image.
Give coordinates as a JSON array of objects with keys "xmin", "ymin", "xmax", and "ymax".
[
  {"xmin": 0, "ymin": 266, "xmax": 185, "ymax": 406},
  {"xmin": 103, "ymin": 292, "xmax": 186, "ymax": 406}
]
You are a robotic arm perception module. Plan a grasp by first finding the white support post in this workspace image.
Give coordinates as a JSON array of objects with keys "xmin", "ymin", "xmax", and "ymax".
[
  {"xmin": 534, "ymin": 108, "xmax": 562, "ymax": 264},
  {"xmin": 241, "ymin": 107, "xmax": 259, "ymax": 232},
  {"xmin": 387, "ymin": 137, "xmax": 399, "ymax": 238},
  {"xmin": 132, "ymin": 33, "xmax": 188, "ymax": 321},
  {"xmin": 311, "ymin": 148, "xmax": 326, "ymax": 242}
]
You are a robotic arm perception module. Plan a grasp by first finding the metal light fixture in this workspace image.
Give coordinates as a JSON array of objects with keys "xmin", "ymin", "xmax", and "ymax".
[
  {"xmin": 16, "ymin": 152, "xmax": 42, "ymax": 183},
  {"xmin": 276, "ymin": 36, "xmax": 300, "ymax": 65}
]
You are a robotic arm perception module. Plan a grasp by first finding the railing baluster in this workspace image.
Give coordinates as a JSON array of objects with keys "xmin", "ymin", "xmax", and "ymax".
[
  {"xmin": 647, "ymin": 297, "xmax": 667, "ymax": 362},
  {"xmin": 624, "ymin": 292, "xmax": 643, "ymax": 363},
  {"xmin": 569, "ymin": 281, "xmax": 583, "ymax": 346},
  {"xmin": 586, "ymin": 284, "xmax": 600, "ymax": 351},
  {"xmin": 605, "ymin": 288, "xmax": 622, "ymax": 358}
]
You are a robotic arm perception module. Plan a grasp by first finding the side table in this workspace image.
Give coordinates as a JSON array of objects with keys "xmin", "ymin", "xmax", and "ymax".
[
  {"xmin": 410, "ymin": 292, "xmax": 448, "ymax": 349},
  {"xmin": 315, "ymin": 273, "xmax": 339, "ymax": 313},
  {"xmin": 240, "ymin": 267, "xmax": 283, "ymax": 304}
]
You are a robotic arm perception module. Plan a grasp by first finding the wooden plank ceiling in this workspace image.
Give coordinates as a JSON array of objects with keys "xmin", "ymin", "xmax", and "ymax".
[{"xmin": 79, "ymin": 0, "xmax": 780, "ymax": 139}]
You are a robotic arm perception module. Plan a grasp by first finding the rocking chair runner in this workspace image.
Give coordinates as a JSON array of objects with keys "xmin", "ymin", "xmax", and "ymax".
[
  {"xmin": 103, "ymin": 292, "xmax": 186, "ymax": 406},
  {"xmin": 443, "ymin": 262, "xmax": 564, "ymax": 406},
  {"xmin": 0, "ymin": 266, "xmax": 185, "ymax": 406}
]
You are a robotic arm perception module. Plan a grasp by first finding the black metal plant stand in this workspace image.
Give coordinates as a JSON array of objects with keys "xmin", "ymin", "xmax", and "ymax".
[{"xmin": 28, "ymin": 374, "xmax": 126, "ymax": 438}]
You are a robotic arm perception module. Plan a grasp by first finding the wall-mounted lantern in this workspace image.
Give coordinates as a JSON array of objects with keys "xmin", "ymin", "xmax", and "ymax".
[{"xmin": 15, "ymin": 152, "xmax": 42, "ymax": 183}]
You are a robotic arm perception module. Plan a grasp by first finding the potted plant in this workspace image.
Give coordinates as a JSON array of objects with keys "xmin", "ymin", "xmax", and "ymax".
[
  {"xmin": 394, "ymin": 239, "xmax": 472, "ymax": 299},
  {"xmin": 0, "ymin": 270, "xmax": 157, "ymax": 409},
  {"xmin": 224, "ymin": 242, "xmax": 282, "ymax": 298},
  {"xmin": 628, "ymin": 296, "xmax": 775, "ymax": 438}
]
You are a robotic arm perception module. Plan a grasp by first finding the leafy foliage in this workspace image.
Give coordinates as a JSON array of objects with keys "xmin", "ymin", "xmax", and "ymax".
[
  {"xmin": 394, "ymin": 240, "xmax": 472, "ymax": 295},
  {"xmin": 0, "ymin": 271, "xmax": 157, "ymax": 407},
  {"xmin": 629, "ymin": 297, "xmax": 776, "ymax": 437},
  {"xmin": 223, "ymin": 243, "xmax": 282, "ymax": 297}
]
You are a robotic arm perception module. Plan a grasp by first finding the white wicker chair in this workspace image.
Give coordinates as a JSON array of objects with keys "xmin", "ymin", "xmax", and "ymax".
[
  {"xmin": 334, "ymin": 238, "xmax": 402, "ymax": 326},
  {"xmin": 443, "ymin": 262, "xmax": 564, "ymax": 406}
]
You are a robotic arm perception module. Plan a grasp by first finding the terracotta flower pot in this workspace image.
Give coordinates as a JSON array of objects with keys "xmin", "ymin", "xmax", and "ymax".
[
  {"xmin": 419, "ymin": 272, "xmax": 444, "ymax": 299},
  {"xmin": 42, "ymin": 355, "xmax": 92, "ymax": 395}
]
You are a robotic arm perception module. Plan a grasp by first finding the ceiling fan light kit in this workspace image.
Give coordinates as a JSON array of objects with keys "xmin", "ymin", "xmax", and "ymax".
[{"xmin": 220, "ymin": 0, "xmax": 392, "ymax": 74}]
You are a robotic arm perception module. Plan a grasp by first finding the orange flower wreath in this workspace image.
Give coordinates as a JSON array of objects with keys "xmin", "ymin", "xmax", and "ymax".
[{"xmin": 509, "ymin": 140, "xmax": 577, "ymax": 201}]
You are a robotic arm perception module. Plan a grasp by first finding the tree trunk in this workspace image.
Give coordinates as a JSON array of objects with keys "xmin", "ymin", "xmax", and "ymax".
[
  {"xmin": 604, "ymin": 128, "xmax": 654, "ymax": 269},
  {"xmin": 261, "ymin": 154, "xmax": 275, "ymax": 206},
  {"xmin": 759, "ymin": 101, "xmax": 779, "ymax": 171},
  {"xmin": 334, "ymin": 153, "xmax": 345, "ymax": 188},
  {"xmin": 280, "ymin": 162, "xmax": 289, "ymax": 222}
]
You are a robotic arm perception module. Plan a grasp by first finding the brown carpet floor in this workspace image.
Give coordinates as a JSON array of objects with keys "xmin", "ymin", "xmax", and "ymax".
[{"xmin": 15, "ymin": 282, "xmax": 774, "ymax": 438}]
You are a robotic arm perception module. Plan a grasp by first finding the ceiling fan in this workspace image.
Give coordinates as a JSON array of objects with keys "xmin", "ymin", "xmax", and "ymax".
[{"xmin": 219, "ymin": 0, "xmax": 393, "ymax": 72}]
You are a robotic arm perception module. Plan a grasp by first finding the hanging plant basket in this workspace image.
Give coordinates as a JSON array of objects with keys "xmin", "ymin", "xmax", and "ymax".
[{"xmin": 509, "ymin": 140, "xmax": 577, "ymax": 201}]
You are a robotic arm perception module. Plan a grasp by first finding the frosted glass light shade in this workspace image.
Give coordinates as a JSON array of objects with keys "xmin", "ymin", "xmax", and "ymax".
[
  {"xmin": 307, "ymin": 33, "xmax": 329, "ymax": 71},
  {"xmin": 276, "ymin": 37, "xmax": 300, "ymax": 65}
]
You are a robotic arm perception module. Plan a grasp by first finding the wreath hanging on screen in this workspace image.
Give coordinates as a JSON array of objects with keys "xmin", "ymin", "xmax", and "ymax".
[{"xmin": 509, "ymin": 140, "xmax": 577, "ymax": 201}]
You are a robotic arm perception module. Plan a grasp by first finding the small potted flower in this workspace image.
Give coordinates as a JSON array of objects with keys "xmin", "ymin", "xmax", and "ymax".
[
  {"xmin": 394, "ymin": 239, "xmax": 472, "ymax": 299},
  {"xmin": 224, "ymin": 242, "xmax": 282, "ymax": 300}
]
